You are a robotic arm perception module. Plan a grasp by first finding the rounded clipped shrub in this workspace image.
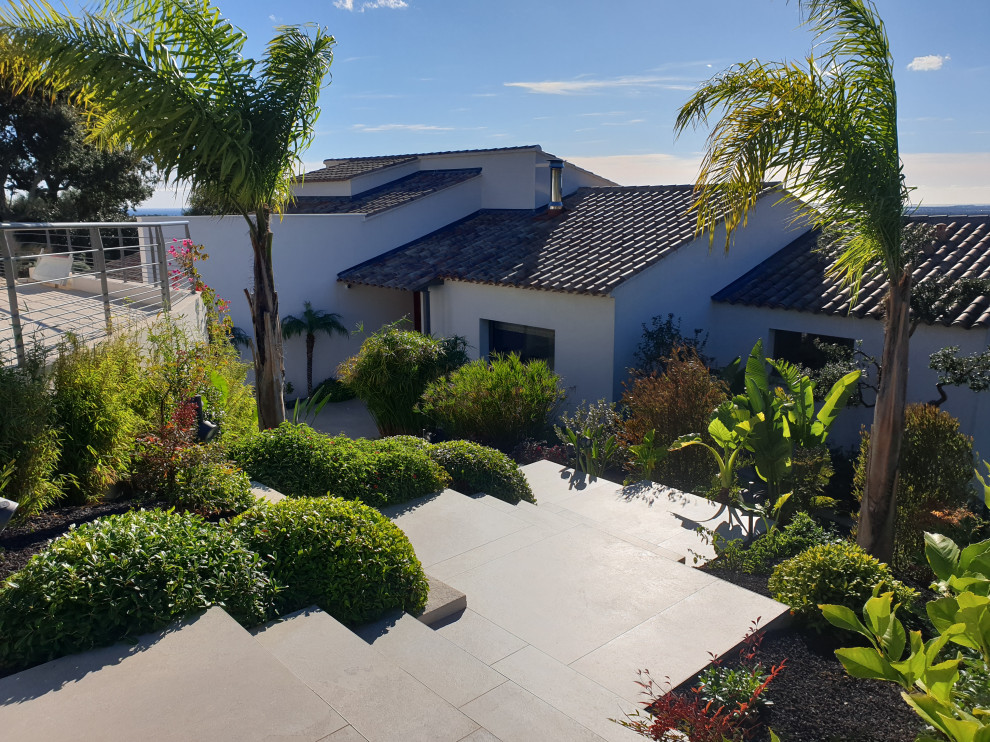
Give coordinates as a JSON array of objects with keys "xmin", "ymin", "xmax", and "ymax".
[
  {"xmin": 172, "ymin": 461, "xmax": 256, "ymax": 515},
  {"xmin": 429, "ymin": 440, "xmax": 535, "ymax": 504},
  {"xmin": 854, "ymin": 403, "xmax": 975, "ymax": 564},
  {"xmin": 768, "ymin": 542, "xmax": 918, "ymax": 630},
  {"xmin": 232, "ymin": 497, "xmax": 429, "ymax": 625},
  {"xmin": 229, "ymin": 424, "xmax": 449, "ymax": 507},
  {"xmin": 0, "ymin": 509, "xmax": 276, "ymax": 673},
  {"xmin": 421, "ymin": 354, "xmax": 565, "ymax": 452},
  {"xmin": 713, "ymin": 511, "xmax": 837, "ymax": 574}
]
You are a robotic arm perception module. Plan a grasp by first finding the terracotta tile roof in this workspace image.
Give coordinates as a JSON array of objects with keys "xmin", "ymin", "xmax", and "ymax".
[
  {"xmin": 285, "ymin": 169, "xmax": 481, "ymax": 216},
  {"xmin": 712, "ymin": 215, "xmax": 990, "ymax": 329},
  {"xmin": 298, "ymin": 146, "xmax": 544, "ymax": 183},
  {"xmin": 338, "ymin": 185, "xmax": 770, "ymax": 295}
]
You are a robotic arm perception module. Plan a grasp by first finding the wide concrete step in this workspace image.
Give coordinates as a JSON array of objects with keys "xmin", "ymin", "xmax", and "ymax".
[
  {"xmin": 357, "ymin": 611, "xmax": 507, "ymax": 707},
  {"xmin": 0, "ymin": 608, "xmax": 346, "ymax": 742},
  {"xmin": 519, "ymin": 460, "xmax": 765, "ymax": 562},
  {"xmin": 253, "ymin": 607, "xmax": 481, "ymax": 742}
]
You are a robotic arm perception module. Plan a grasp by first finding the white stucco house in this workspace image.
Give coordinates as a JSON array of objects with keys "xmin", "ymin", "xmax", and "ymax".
[{"xmin": 174, "ymin": 144, "xmax": 990, "ymax": 455}]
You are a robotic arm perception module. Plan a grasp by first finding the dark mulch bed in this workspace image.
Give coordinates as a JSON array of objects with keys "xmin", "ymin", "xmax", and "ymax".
[
  {"xmin": 0, "ymin": 500, "xmax": 171, "ymax": 581},
  {"xmin": 693, "ymin": 566, "xmax": 926, "ymax": 742}
]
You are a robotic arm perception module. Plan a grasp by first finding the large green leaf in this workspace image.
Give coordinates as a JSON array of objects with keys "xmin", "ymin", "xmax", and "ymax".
[
  {"xmin": 811, "ymin": 369, "xmax": 861, "ymax": 441},
  {"xmin": 820, "ymin": 603, "xmax": 870, "ymax": 638},
  {"xmin": 926, "ymin": 532, "xmax": 962, "ymax": 583},
  {"xmin": 834, "ymin": 646, "xmax": 905, "ymax": 684}
]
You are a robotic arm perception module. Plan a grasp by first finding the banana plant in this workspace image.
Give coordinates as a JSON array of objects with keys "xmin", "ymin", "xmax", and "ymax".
[
  {"xmin": 823, "ymin": 533, "xmax": 990, "ymax": 742},
  {"xmin": 670, "ymin": 401, "xmax": 750, "ymax": 504},
  {"xmin": 770, "ymin": 358, "xmax": 861, "ymax": 448}
]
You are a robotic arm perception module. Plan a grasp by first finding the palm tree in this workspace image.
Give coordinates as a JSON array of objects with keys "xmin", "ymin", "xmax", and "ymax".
[
  {"xmin": 0, "ymin": 0, "xmax": 335, "ymax": 429},
  {"xmin": 282, "ymin": 301, "xmax": 348, "ymax": 397},
  {"xmin": 674, "ymin": 0, "xmax": 910, "ymax": 561}
]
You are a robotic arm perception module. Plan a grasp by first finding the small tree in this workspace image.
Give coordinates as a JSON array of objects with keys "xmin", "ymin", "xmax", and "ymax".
[{"xmin": 282, "ymin": 301, "xmax": 348, "ymax": 397}]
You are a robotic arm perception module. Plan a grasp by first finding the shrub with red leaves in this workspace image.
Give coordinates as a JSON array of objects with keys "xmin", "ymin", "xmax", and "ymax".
[{"xmin": 130, "ymin": 402, "xmax": 211, "ymax": 496}]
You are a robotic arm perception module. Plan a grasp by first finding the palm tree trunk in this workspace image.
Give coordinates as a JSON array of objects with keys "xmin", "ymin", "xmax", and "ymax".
[
  {"xmin": 857, "ymin": 273, "xmax": 911, "ymax": 562},
  {"xmin": 244, "ymin": 207, "xmax": 286, "ymax": 429},
  {"xmin": 306, "ymin": 332, "xmax": 315, "ymax": 397}
]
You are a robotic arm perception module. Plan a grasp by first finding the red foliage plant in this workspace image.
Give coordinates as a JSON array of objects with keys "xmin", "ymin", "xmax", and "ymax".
[{"xmin": 130, "ymin": 402, "xmax": 205, "ymax": 496}]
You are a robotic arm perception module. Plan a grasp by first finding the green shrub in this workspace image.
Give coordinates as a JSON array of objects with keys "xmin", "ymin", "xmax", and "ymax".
[
  {"xmin": 854, "ymin": 403, "xmax": 975, "ymax": 566},
  {"xmin": 229, "ymin": 424, "xmax": 449, "ymax": 507},
  {"xmin": 0, "ymin": 509, "xmax": 276, "ymax": 673},
  {"xmin": 50, "ymin": 335, "xmax": 149, "ymax": 503},
  {"xmin": 172, "ymin": 461, "xmax": 256, "ymax": 515},
  {"xmin": 233, "ymin": 497, "xmax": 428, "ymax": 624},
  {"xmin": 618, "ymin": 346, "xmax": 729, "ymax": 493},
  {"xmin": 337, "ymin": 324, "xmax": 468, "ymax": 436},
  {"xmin": 421, "ymin": 354, "xmax": 565, "ymax": 452},
  {"xmin": 768, "ymin": 541, "xmax": 917, "ymax": 630},
  {"xmin": 713, "ymin": 512, "xmax": 837, "ymax": 574},
  {"xmin": 554, "ymin": 399, "xmax": 623, "ymax": 477},
  {"xmin": 311, "ymin": 376, "xmax": 355, "ymax": 404},
  {"xmin": 429, "ymin": 440, "xmax": 535, "ymax": 504},
  {"xmin": 0, "ymin": 343, "xmax": 61, "ymax": 516}
]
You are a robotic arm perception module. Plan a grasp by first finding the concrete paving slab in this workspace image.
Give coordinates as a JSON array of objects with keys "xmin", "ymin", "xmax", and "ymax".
[
  {"xmin": 320, "ymin": 727, "xmax": 369, "ymax": 742},
  {"xmin": 251, "ymin": 480, "xmax": 286, "ymax": 504},
  {"xmin": 492, "ymin": 646, "xmax": 641, "ymax": 742},
  {"xmin": 382, "ymin": 489, "xmax": 531, "ymax": 567},
  {"xmin": 254, "ymin": 607, "xmax": 479, "ymax": 742},
  {"xmin": 427, "ymin": 523, "xmax": 558, "ymax": 582},
  {"xmin": 461, "ymin": 680, "xmax": 607, "ymax": 742},
  {"xmin": 0, "ymin": 608, "xmax": 346, "ymax": 742},
  {"xmin": 445, "ymin": 524, "xmax": 715, "ymax": 664},
  {"xmin": 357, "ymin": 612, "xmax": 507, "ymax": 707},
  {"xmin": 569, "ymin": 580, "xmax": 789, "ymax": 703},
  {"xmin": 433, "ymin": 609, "xmax": 528, "ymax": 665},
  {"xmin": 519, "ymin": 461, "xmax": 616, "ymax": 503},
  {"xmin": 310, "ymin": 398, "xmax": 379, "ymax": 440},
  {"xmin": 458, "ymin": 730, "xmax": 503, "ymax": 742}
]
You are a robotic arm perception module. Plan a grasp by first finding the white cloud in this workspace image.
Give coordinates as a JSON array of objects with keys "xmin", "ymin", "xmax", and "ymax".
[
  {"xmin": 907, "ymin": 54, "xmax": 949, "ymax": 72},
  {"xmin": 504, "ymin": 75, "xmax": 693, "ymax": 95},
  {"xmin": 352, "ymin": 123, "xmax": 454, "ymax": 133},
  {"xmin": 335, "ymin": 0, "xmax": 408, "ymax": 11}
]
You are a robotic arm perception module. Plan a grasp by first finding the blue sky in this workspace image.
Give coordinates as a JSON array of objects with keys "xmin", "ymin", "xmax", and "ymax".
[{"xmin": 134, "ymin": 0, "xmax": 988, "ymax": 207}]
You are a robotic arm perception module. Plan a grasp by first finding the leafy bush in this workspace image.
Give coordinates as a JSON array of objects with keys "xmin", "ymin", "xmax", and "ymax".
[
  {"xmin": 171, "ymin": 461, "xmax": 256, "ymax": 515},
  {"xmin": 632, "ymin": 313, "xmax": 711, "ymax": 376},
  {"xmin": 511, "ymin": 439, "xmax": 570, "ymax": 467},
  {"xmin": 554, "ymin": 399, "xmax": 623, "ymax": 477},
  {"xmin": 0, "ymin": 509, "xmax": 276, "ymax": 673},
  {"xmin": 421, "ymin": 354, "xmax": 565, "ymax": 452},
  {"xmin": 229, "ymin": 424, "xmax": 450, "ymax": 507},
  {"xmin": 337, "ymin": 324, "xmax": 468, "ymax": 436},
  {"xmin": 49, "ymin": 335, "xmax": 147, "ymax": 503},
  {"xmin": 768, "ymin": 541, "xmax": 917, "ymax": 630},
  {"xmin": 311, "ymin": 376, "xmax": 356, "ymax": 404},
  {"xmin": 712, "ymin": 512, "xmax": 837, "ymax": 574},
  {"xmin": 0, "ymin": 343, "xmax": 61, "ymax": 516},
  {"xmin": 854, "ymin": 403, "xmax": 975, "ymax": 565},
  {"xmin": 232, "ymin": 497, "xmax": 428, "ymax": 625},
  {"xmin": 428, "ymin": 440, "xmax": 535, "ymax": 504},
  {"xmin": 143, "ymin": 318, "xmax": 257, "ymax": 445},
  {"xmin": 129, "ymin": 401, "xmax": 219, "ymax": 498},
  {"xmin": 618, "ymin": 346, "xmax": 729, "ymax": 492}
]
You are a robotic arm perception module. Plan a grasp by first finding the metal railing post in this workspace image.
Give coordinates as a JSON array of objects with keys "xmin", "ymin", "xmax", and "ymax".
[
  {"xmin": 89, "ymin": 227, "xmax": 113, "ymax": 334},
  {"xmin": 1, "ymin": 228, "xmax": 26, "ymax": 365},
  {"xmin": 155, "ymin": 226, "xmax": 171, "ymax": 310}
]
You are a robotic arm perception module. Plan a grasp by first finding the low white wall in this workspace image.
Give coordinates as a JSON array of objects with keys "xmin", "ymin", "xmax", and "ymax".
[{"xmin": 430, "ymin": 280, "xmax": 616, "ymax": 408}]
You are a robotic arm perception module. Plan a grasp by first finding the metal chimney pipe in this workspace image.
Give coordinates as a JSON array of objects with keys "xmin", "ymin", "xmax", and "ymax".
[{"xmin": 548, "ymin": 159, "xmax": 564, "ymax": 214}]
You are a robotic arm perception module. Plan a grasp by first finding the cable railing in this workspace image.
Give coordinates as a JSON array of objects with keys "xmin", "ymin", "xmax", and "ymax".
[{"xmin": 1, "ymin": 220, "xmax": 192, "ymax": 365}]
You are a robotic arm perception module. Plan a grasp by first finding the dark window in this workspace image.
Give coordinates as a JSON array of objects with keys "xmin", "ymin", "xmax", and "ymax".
[
  {"xmin": 489, "ymin": 320, "xmax": 555, "ymax": 368},
  {"xmin": 773, "ymin": 329, "xmax": 853, "ymax": 370}
]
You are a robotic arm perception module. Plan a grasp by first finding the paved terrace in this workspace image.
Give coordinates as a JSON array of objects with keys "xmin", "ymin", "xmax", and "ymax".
[{"xmin": 0, "ymin": 461, "xmax": 787, "ymax": 742}]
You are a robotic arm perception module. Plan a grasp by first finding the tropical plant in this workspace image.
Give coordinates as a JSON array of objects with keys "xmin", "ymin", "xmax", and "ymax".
[
  {"xmin": 670, "ymin": 401, "xmax": 750, "ymax": 505},
  {"xmin": 338, "ymin": 324, "xmax": 468, "ymax": 436},
  {"xmin": 420, "ymin": 353, "xmax": 565, "ymax": 452},
  {"xmin": 675, "ymin": 0, "xmax": 912, "ymax": 562},
  {"xmin": 822, "ymin": 532, "xmax": 990, "ymax": 742},
  {"xmin": 282, "ymin": 301, "xmax": 349, "ymax": 397},
  {"xmin": 624, "ymin": 429, "xmax": 666, "ymax": 485},
  {"xmin": 555, "ymin": 400, "xmax": 622, "ymax": 478},
  {"xmin": 1, "ymin": 0, "xmax": 336, "ymax": 429}
]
